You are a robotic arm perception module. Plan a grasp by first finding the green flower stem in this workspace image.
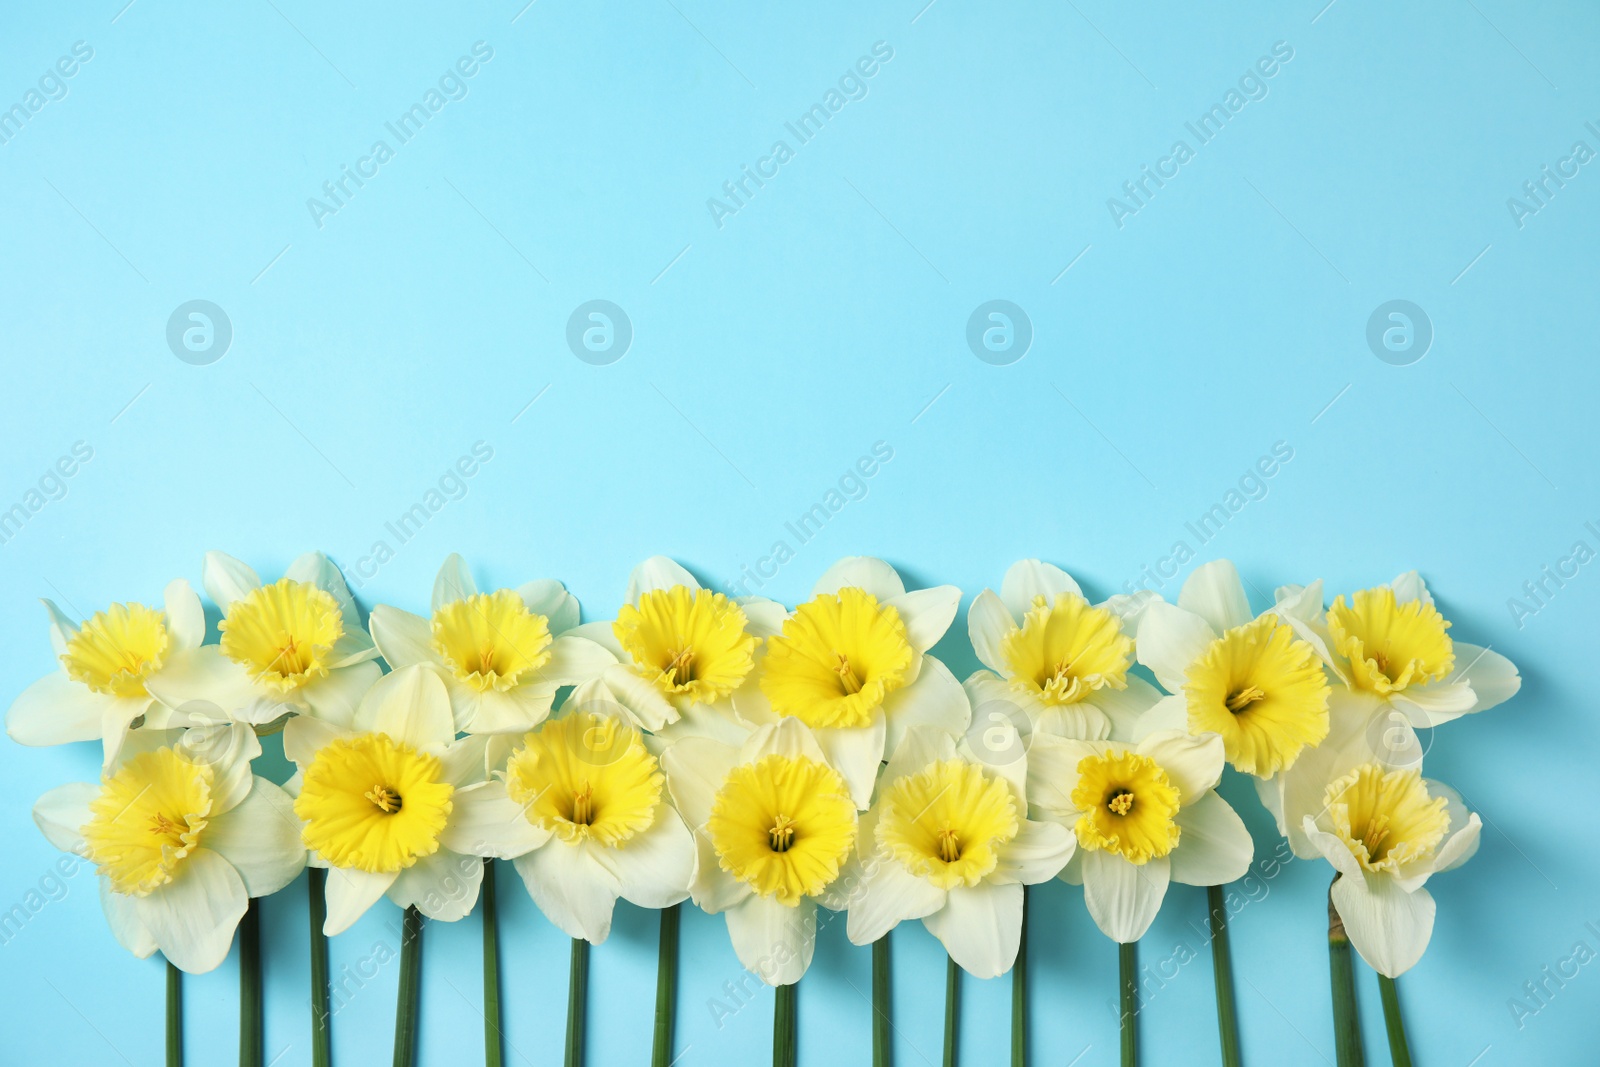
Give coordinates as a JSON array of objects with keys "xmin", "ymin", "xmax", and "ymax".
[
  {"xmin": 651, "ymin": 904, "xmax": 681, "ymax": 1067},
  {"xmin": 309, "ymin": 869, "xmax": 331, "ymax": 1067},
  {"xmin": 394, "ymin": 906, "xmax": 424, "ymax": 1067},
  {"xmin": 1207, "ymin": 884, "xmax": 1243, "ymax": 1067},
  {"xmin": 943, "ymin": 955, "xmax": 960, "ymax": 1067},
  {"xmin": 565, "ymin": 938, "xmax": 589, "ymax": 1067},
  {"xmin": 166, "ymin": 959, "xmax": 182, "ymax": 1067},
  {"xmin": 483, "ymin": 861, "xmax": 503, "ymax": 1067},
  {"xmin": 240, "ymin": 897, "xmax": 262, "ymax": 1067},
  {"xmin": 1011, "ymin": 886, "xmax": 1028, "ymax": 1067},
  {"xmin": 1328, "ymin": 883, "xmax": 1365, "ymax": 1067},
  {"xmin": 1377, "ymin": 975, "xmax": 1412, "ymax": 1067},
  {"xmin": 773, "ymin": 981, "xmax": 797, "ymax": 1067},
  {"xmin": 1120, "ymin": 940, "xmax": 1139, "ymax": 1067},
  {"xmin": 873, "ymin": 936, "xmax": 892, "ymax": 1067}
]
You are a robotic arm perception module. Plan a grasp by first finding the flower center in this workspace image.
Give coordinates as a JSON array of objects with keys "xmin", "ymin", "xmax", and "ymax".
[
  {"xmin": 1070, "ymin": 750, "xmax": 1181, "ymax": 864},
  {"xmin": 1000, "ymin": 594, "xmax": 1133, "ymax": 706},
  {"xmin": 759, "ymin": 588, "xmax": 914, "ymax": 729},
  {"xmin": 504, "ymin": 713, "xmax": 662, "ymax": 847},
  {"xmin": 878, "ymin": 760, "xmax": 1019, "ymax": 890},
  {"xmin": 295, "ymin": 734, "xmax": 454, "ymax": 873},
  {"xmin": 708, "ymin": 754, "xmax": 857, "ymax": 905},
  {"xmin": 219, "ymin": 579, "xmax": 344, "ymax": 693},
  {"xmin": 1326, "ymin": 587, "xmax": 1455, "ymax": 696},
  {"xmin": 431, "ymin": 589, "xmax": 553, "ymax": 693},
  {"xmin": 1181, "ymin": 615, "xmax": 1331, "ymax": 777},
  {"xmin": 613, "ymin": 585, "xmax": 759, "ymax": 705},
  {"xmin": 61, "ymin": 602, "xmax": 171, "ymax": 698},
  {"xmin": 1324, "ymin": 763, "xmax": 1450, "ymax": 873},
  {"xmin": 83, "ymin": 747, "xmax": 214, "ymax": 896}
]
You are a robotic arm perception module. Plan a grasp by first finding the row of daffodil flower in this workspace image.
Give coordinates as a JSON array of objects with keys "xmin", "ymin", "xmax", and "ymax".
[{"xmin": 8, "ymin": 551, "xmax": 1518, "ymax": 1067}]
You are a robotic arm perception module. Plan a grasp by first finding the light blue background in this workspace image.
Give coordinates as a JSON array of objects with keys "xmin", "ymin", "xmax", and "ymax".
[{"xmin": 1, "ymin": 1, "xmax": 1596, "ymax": 1064}]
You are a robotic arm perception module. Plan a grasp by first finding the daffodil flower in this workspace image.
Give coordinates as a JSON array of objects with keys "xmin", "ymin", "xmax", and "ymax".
[
  {"xmin": 1132, "ymin": 559, "xmax": 1331, "ymax": 778},
  {"xmin": 1302, "ymin": 762, "xmax": 1481, "ymax": 976},
  {"xmin": 563, "ymin": 556, "xmax": 784, "ymax": 746},
  {"xmin": 368, "ymin": 553, "xmax": 613, "ymax": 734},
  {"xmin": 965, "ymin": 559, "xmax": 1161, "ymax": 741},
  {"xmin": 8, "ymin": 579, "xmax": 207, "ymax": 767},
  {"xmin": 1263, "ymin": 572, "xmax": 1519, "ymax": 853},
  {"xmin": 731, "ymin": 557, "xmax": 966, "ymax": 807},
  {"xmin": 844, "ymin": 725, "xmax": 1074, "ymax": 977},
  {"xmin": 1027, "ymin": 729, "xmax": 1252, "ymax": 942},
  {"xmin": 284, "ymin": 666, "xmax": 497, "ymax": 934},
  {"xmin": 31, "ymin": 722, "xmax": 305, "ymax": 972},
  {"xmin": 662, "ymin": 718, "xmax": 859, "ymax": 986},
  {"xmin": 147, "ymin": 551, "xmax": 382, "ymax": 728},
  {"xmin": 437, "ymin": 706, "xmax": 696, "ymax": 942}
]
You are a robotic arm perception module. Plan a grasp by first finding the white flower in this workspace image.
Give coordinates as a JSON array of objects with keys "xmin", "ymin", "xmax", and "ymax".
[
  {"xmin": 965, "ymin": 559, "xmax": 1160, "ymax": 741},
  {"xmin": 844, "ymin": 725, "xmax": 1073, "ymax": 978},
  {"xmin": 285, "ymin": 666, "xmax": 497, "ymax": 934},
  {"xmin": 368, "ymin": 553, "xmax": 613, "ymax": 734},
  {"xmin": 1302, "ymin": 762, "xmax": 1481, "ymax": 976},
  {"xmin": 442, "ymin": 705, "xmax": 696, "ymax": 943},
  {"xmin": 8, "ymin": 579, "xmax": 206, "ymax": 767},
  {"xmin": 662, "ymin": 718, "xmax": 859, "ymax": 986},
  {"xmin": 146, "ymin": 551, "xmax": 382, "ymax": 728},
  {"xmin": 32, "ymin": 722, "xmax": 306, "ymax": 972},
  {"xmin": 1027, "ymin": 729, "xmax": 1253, "ymax": 942},
  {"xmin": 732, "ymin": 557, "xmax": 967, "ymax": 807}
]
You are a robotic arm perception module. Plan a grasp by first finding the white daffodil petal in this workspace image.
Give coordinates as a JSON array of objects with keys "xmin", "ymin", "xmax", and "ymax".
[
  {"xmin": 881, "ymin": 656, "xmax": 970, "ymax": 754},
  {"xmin": 163, "ymin": 579, "xmax": 206, "ymax": 652},
  {"xmin": 459, "ymin": 686, "xmax": 554, "ymax": 736},
  {"xmin": 190, "ymin": 723, "xmax": 264, "ymax": 816},
  {"xmin": 745, "ymin": 718, "xmax": 830, "ymax": 764},
  {"xmin": 283, "ymin": 715, "xmax": 351, "ymax": 768},
  {"xmin": 591, "ymin": 806, "xmax": 697, "ymax": 909},
  {"xmin": 881, "ymin": 724, "xmax": 957, "ymax": 786},
  {"xmin": 1082, "ymin": 851, "xmax": 1170, "ymax": 943},
  {"xmin": 967, "ymin": 589, "xmax": 1017, "ymax": 673},
  {"xmin": 43, "ymin": 599, "xmax": 77, "ymax": 655},
  {"xmin": 1130, "ymin": 694, "xmax": 1189, "ymax": 743},
  {"xmin": 690, "ymin": 832, "xmax": 753, "ymax": 913},
  {"xmin": 597, "ymin": 663, "xmax": 678, "ymax": 732},
  {"xmin": 529, "ymin": 635, "xmax": 616, "ymax": 688},
  {"xmin": 204, "ymin": 779, "xmax": 306, "ymax": 897},
  {"xmin": 513, "ymin": 841, "xmax": 622, "ymax": 943},
  {"xmin": 101, "ymin": 880, "xmax": 158, "ymax": 957},
  {"xmin": 300, "ymin": 661, "xmax": 382, "ymax": 728},
  {"xmin": 1000, "ymin": 560, "xmax": 1081, "ymax": 619},
  {"xmin": 390, "ymin": 849, "xmax": 483, "ymax": 922},
  {"xmin": 1177, "ymin": 560, "xmax": 1253, "ymax": 635},
  {"xmin": 1332, "ymin": 875, "xmax": 1435, "ymax": 978},
  {"xmin": 627, "ymin": 557, "xmax": 701, "ymax": 604},
  {"xmin": 845, "ymin": 854, "xmax": 947, "ymax": 945},
  {"xmin": 726, "ymin": 893, "xmax": 816, "ymax": 987},
  {"xmin": 136, "ymin": 849, "xmax": 248, "ymax": 974},
  {"xmin": 1084, "ymin": 676, "xmax": 1165, "ymax": 743},
  {"xmin": 7, "ymin": 672, "xmax": 109, "ymax": 747},
  {"xmin": 812, "ymin": 719, "xmax": 886, "ymax": 809},
  {"xmin": 1136, "ymin": 731, "xmax": 1224, "ymax": 804},
  {"xmin": 1168, "ymin": 793, "xmax": 1253, "ymax": 887},
  {"xmin": 738, "ymin": 597, "xmax": 787, "ymax": 639},
  {"xmin": 663, "ymin": 738, "xmax": 742, "ymax": 828},
  {"xmin": 517, "ymin": 580, "xmax": 579, "ymax": 634},
  {"xmin": 354, "ymin": 666, "xmax": 454, "ymax": 751},
  {"xmin": 883, "ymin": 586, "xmax": 961, "ymax": 654},
  {"xmin": 145, "ymin": 646, "xmax": 262, "ymax": 723},
  {"xmin": 431, "ymin": 553, "xmax": 479, "ymax": 612},
  {"xmin": 324, "ymin": 868, "xmax": 398, "ymax": 936},
  {"xmin": 993, "ymin": 820, "xmax": 1075, "ymax": 885},
  {"xmin": 1389, "ymin": 571, "xmax": 1432, "ymax": 606},
  {"xmin": 1025, "ymin": 734, "xmax": 1107, "ymax": 816},
  {"xmin": 33, "ymin": 782, "xmax": 95, "ymax": 853},
  {"xmin": 440, "ymin": 782, "xmax": 549, "ymax": 859},
  {"xmin": 369, "ymin": 606, "xmax": 439, "ymax": 671},
  {"xmin": 924, "ymin": 881, "xmax": 1022, "ymax": 980},
  {"xmin": 813, "ymin": 557, "xmax": 904, "ymax": 601},
  {"xmin": 437, "ymin": 735, "xmax": 492, "ymax": 787},
  {"xmin": 202, "ymin": 551, "xmax": 261, "ymax": 610},
  {"xmin": 1135, "ymin": 601, "xmax": 1217, "ymax": 692},
  {"xmin": 1433, "ymin": 812, "xmax": 1483, "ymax": 874},
  {"xmin": 566, "ymin": 621, "xmax": 626, "ymax": 659},
  {"xmin": 1301, "ymin": 817, "xmax": 1366, "ymax": 882},
  {"xmin": 1445, "ymin": 643, "xmax": 1521, "ymax": 716}
]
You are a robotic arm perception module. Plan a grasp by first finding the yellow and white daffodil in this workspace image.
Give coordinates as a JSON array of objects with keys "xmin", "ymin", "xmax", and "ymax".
[
  {"xmin": 439, "ymin": 704, "xmax": 696, "ymax": 942},
  {"xmin": 965, "ymin": 559, "xmax": 1161, "ymax": 741},
  {"xmin": 1028, "ymin": 729, "xmax": 1253, "ymax": 942},
  {"xmin": 844, "ymin": 725, "xmax": 1074, "ymax": 977},
  {"xmin": 1132, "ymin": 560, "xmax": 1331, "ymax": 778},
  {"xmin": 562, "ymin": 556, "xmax": 784, "ymax": 746},
  {"xmin": 147, "ymin": 551, "xmax": 382, "ymax": 728},
  {"xmin": 1302, "ymin": 762, "xmax": 1481, "ymax": 976},
  {"xmin": 368, "ymin": 553, "xmax": 613, "ymax": 734},
  {"xmin": 284, "ymin": 665, "xmax": 496, "ymax": 934},
  {"xmin": 8, "ymin": 579, "xmax": 208, "ymax": 767},
  {"xmin": 32, "ymin": 722, "xmax": 305, "ymax": 972},
  {"xmin": 1263, "ymin": 573, "xmax": 1519, "ymax": 853},
  {"xmin": 662, "ymin": 718, "xmax": 858, "ymax": 986},
  {"xmin": 732, "ymin": 557, "xmax": 966, "ymax": 807}
]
